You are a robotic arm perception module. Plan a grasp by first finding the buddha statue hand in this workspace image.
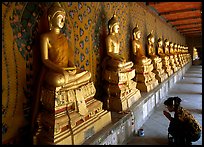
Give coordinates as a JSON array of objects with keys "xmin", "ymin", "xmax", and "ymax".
[
  {"xmin": 63, "ymin": 70, "xmax": 70, "ymax": 84},
  {"xmin": 63, "ymin": 66, "xmax": 77, "ymax": 75}
]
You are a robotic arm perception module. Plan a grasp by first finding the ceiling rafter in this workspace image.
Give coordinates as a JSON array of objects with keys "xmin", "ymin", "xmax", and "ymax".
[
  {"xmin": 181, "ymin": 30, "xmax": 201, "ymax": 33},
  {"xmin": 180, "ymin": 29, "xmax": 202, "ymax": 33},
  {"xmin": 159, "ymin": 8, "xmax": 201, "ymax": 16},
  {"xmin": 178, "ymin": 26, "xmax": 202, "ymax": 31},
  {"xmin": 167, "ymin": 16, "xmax": 201, "ymax": 22},
  {"xmin": 172, "ymin": 22, "xmax": 201, "ymax": 27}
]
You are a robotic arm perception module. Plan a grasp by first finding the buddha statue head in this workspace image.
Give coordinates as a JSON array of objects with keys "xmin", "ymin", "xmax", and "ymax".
[
  {"xmin": 133, "ymin": 24, "xmax": 141, "ymax": 40},
  {"xmin": 169, "ymin": 42, "xmax": 174, "ymax": 48},
  {"xmin": 157, "ymin": 37, "xmax": 163, "ymax": 47},
  {"xmin": 147, "ymin": 30, "xmax": 154, "ymax": 44},
  {"xmin": 108, "ymin": 14, "xmax": 119, "ymax": 34},
  {"xmin": 164, "ymin": 39, "xmax": 169, "ymax": 47},
  {"xmin": 174, "ymin": 43, "xmax": 177, "ymax": 49},
  {"xmin": 47, "ymin": 2, "xmax": 66, "ymax": 30},
  {"xmin": 177, "ymin": 44, "xmax": 180, "ymax": 49}
]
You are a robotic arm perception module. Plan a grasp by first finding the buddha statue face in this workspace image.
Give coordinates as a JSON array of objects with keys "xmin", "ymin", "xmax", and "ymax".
[
  {"xmin": 112, "ymin": 24, "xmax": 120, "ymax": 34},
  {"xmin": 174, "ymin": 44, "xmax": 177, "ymax": 49},
  {"xmin": 158, "ymin": 38, "xmax": 163, "ymax": 47},
  {"xmin": 133, "ymin": 29, "xmax": 141, "ymax": 40},
  {"xmin": 47, "ymin": 3, "xmax": 66, "ymax": 30},
  {"xmin": 147, "ymin": 31, "xmax": 154, "ymax": 44},
  {"xmin": 147, "ymin": 35, "xmax": 154, "ymax": 44},
  {"xmin": 150, "ymin": 37, "xmax": 154, "ymax": 44},
  {"xmin": 170, "ymin": 42, "xmax": 173, "ymax": 48},
  {"xmin": 164, "ymin": 39, "xmax": 169, "ymax": 46}
]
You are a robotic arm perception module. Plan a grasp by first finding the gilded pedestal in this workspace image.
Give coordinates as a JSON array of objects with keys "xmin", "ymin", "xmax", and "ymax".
[
  {"xmin": 103, "ymin": 67, "xmax": 141, "ymax": 112},
  {"xmin": 33, "ymin": 82, "xmax": 111, "ymax": 145},
  {"xmin": 160, "ymin": 56, "xmax": 173, "ymax": 77},
  {"xmin": 135, "ymin": 64, "xmax": 158, "ymax": 92},
  {"xmin": 151, "ymin": 59, "xmax": 168, "ymax": 83}
]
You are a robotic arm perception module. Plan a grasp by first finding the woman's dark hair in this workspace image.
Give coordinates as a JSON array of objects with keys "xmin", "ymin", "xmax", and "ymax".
[{"xmin": 164, "ymin": 96, "xmax": 182, "ymax": 107}]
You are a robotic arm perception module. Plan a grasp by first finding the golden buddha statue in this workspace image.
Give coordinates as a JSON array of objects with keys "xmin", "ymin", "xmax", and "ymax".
[
  {"xmin": 146, "ymin": 31, "xmax": 161, "ymax": 63},
  {"xmin": 102, "ymin": 14, "xmax": 141, "ymax": 112},
  {"xmin": 132, "ymin": 25, "xmax": 152, "ymax": 66},
  {"xmin": 32, "ymin": 3, "xmax": 111, "ymax": 145},
  {"xmin": 104, "ymin": 14, "xmax": 133, "ymax": 72},
  {"xmin": 164, "ymin": 39, "xmax": 170, "ymax": 55},
  {"xmin": 40, "ymin": 3, "xmax": 91, "ymax": 89},
  {"xmin": 169, "ymin": 42, "xmax": 174, "ymax": 55},
  {"xmin": 157, "ymin": 37, "xmax": 168, "ymax": 59}
]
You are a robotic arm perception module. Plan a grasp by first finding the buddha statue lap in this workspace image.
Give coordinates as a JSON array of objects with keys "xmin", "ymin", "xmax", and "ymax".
[
  {"xmin": 131, "ymin": 25, "xmax": 158, "ymax": 92},
  {"xmin": 102, "ymin": 14, "xmax": 141, "ymax": 112},
  {"xmin": 146, "ymin": 32, "xmax": 167, "ymax": 83},
  {"xmin": 32, "ymin": 3, "xmax": 111, "ymax": 145},
  {"xmin": 157, "ymin": 38, "xmax": 173, "ymax": 77}
]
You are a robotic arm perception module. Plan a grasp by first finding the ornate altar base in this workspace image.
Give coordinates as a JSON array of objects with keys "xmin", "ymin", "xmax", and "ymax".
[
  {"xmin": 136, "ymin": 78, "xmax": 158, "ymax": 92},
  {"xmin": 103, "ymin": 68, "xmax": 141, "ymax": 112},
  {"xmin": 35, "ymin": 109, "xmax": 111, "ymax": 145},
  {"xmin": 165, "ymin": 67, "xmax": 173, "ymax": 77},
  {"xmin": 135, "ymin": 64, "xmax": 158, "ymax": 92},
  {"xmin": 152, "ymin": 69, "xmax": 168, "ymax": 83},
  {"xmin": 107, "ymin": 88, "xmax": 141, "ymax": 112},
  {"xmin": 160, "ymin": 57, "xmax": 173, "ymax": 77},
  {"xmin": 33, "ymin": 82, "xmax": 112, "ymax": 145},
  {"xmin": 151, "ymin": 60, "xmax": 168, "ymax": 83}
]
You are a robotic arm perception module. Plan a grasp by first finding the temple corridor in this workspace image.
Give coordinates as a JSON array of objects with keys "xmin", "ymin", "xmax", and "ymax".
[{"xmin": 126, "ymin": 65, "xmax": 202, "ymax": 145}]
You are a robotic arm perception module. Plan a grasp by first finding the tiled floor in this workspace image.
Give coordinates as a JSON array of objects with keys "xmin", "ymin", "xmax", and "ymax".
[{"xmin": 126, "ymin": 65, "xmax": 202, "ymax": 145}]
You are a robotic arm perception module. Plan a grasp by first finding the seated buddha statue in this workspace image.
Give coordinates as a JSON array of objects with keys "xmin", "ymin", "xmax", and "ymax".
[
  {"xmin": 104, "ymin": 14, "xmax": 133, "ymax": 72},
  {"xmin": 157, "ymin": 37, "xmax": 168, "ymax": 60},
  {"xmin": 132, "ymin": 25, "xmax": 152, "ymax": 66},
  {"xmin": 169, "ymin": 42, "xmax": 174, "ymax": 55},
  {"xmin": 146, "ymin": 31, "xmax": 161, "ymax": 63},
  {"xmin": 40, "ymin": 3, "xmax": 91, "ymax": 89},
  {"xmin": 164, "ymin": 39, "xmax": 170, "ymax": 55},
  {"xmin": 32, "ymin": 3, "xmax": 111, "ymax": 145}
]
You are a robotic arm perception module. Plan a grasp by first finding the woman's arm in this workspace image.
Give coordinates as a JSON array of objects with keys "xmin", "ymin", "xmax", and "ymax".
[{"xmin": 163, "ymin": 110, "xmax": 173, "ymax": 121}]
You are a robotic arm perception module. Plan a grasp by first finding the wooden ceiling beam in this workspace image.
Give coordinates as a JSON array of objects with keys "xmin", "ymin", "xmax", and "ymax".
[
  {"xmin": 180, "ymin": 29, "xmax": 201, "ymax": 33},
  {"xmin": 167, "ymin": 16, "xmax": 201, "ymax": 22},
  {"xmin": 181, "ymin": 30, "xmax": 201, "ymax": 34},
  {"xmin": 159, "ymin": 8, "xmax": 201, "ymax": 16},
  {"xmin": 178, "ymin": 26, "xmax": 202, "ymax": 31},
  {"xmin": 173, "ymin": 22, "xmax": 201, "ymax": 27}
]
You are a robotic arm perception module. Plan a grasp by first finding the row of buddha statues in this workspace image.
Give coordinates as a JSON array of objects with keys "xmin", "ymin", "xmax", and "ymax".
[{"xmin": 31, "ymin": 3, "xmax": 191, "ymax": 145}]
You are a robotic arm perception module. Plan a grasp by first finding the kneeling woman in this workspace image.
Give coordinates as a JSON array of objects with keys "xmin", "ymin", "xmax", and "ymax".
[{"xmin": 163, "ymin": 97, "xmax": 201, "ymax": 145}]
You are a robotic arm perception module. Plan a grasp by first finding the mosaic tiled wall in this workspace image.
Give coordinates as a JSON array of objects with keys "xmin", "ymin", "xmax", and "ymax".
[{"xmin": 2, "ymin": 2, "xmax": 186, "ymax": 143}]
